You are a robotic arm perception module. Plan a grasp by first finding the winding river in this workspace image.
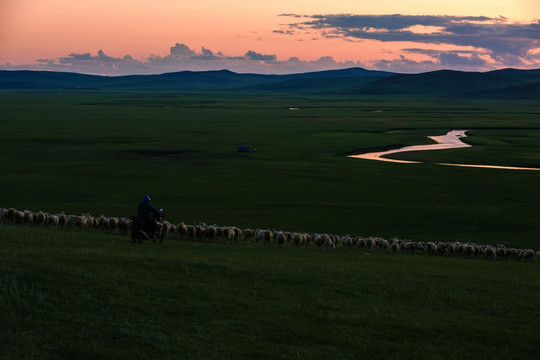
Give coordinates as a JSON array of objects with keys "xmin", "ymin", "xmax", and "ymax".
[{"xmin": 348, "ymin": 130, "xmax": 540, "ymax": 171}]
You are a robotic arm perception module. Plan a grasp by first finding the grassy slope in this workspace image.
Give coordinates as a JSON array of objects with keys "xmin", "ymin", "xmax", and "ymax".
[
  {"xmin": 1, "ymin": 225, "xmax": 539, "ymax": 360},
  {"xmin": 1, "ymin": 92, "xmax": 539, "ymax": 359},
  {"xmin": 347, "ymin": 69, "xmax": 540, "ymax": 96},
  {"xmin": 1, "ymin": 92, "xmax": 539, "ymax": 248}
]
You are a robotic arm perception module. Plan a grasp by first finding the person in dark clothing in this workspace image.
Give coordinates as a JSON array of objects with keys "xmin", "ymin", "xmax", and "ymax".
[{"xmin": 137, "ymin": 195, "xmax": 161, "ymax": 237}]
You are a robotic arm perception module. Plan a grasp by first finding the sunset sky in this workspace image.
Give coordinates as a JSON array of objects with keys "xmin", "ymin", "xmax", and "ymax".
[{"xmin": 1, "ymin": 0, "xmax": 539, "ymax": 75}]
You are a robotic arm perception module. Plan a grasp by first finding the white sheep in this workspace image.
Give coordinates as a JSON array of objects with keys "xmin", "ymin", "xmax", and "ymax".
[
  {"xmin": 243, "ymin": 228, "xmax": 256, "ymax": 242},
  {"xmin": 177, "ymin": 223, "xmax": 188, "ymax": 239},
  {"xmin": 186, "ymin": 225, "xmax": 196, "ymax": 240},
  {"xmin": 23, "ymin": 211, "xmax": 34, "ymax": 226},
  {"xmin": 435, "ymin": 243, "xmax": 447, "ymax": 256},
  {"xmin": 341, "ymin": 236, "xmax": 354, "ymax": 249},
  {"xmin": 58, "ymin": 213, "xmax": 67, "ymax": 229},
  {"xmin": 377, "ymin": 238, "xmax": 389, "ymax": 250},
  {"xmin": 34, "ymin": 211, "xmax": 47, "ymax": 226},
  {"xmin": 517, "ymin": 249, "xmax": 534, "ymax": 261},
  {"xmin": 404, "ymin": 242, "xmax": 416, "ymax": 253},
  {"xmin": 48, "ymin": 215, "xmax": 60, "ymax": 229},
  {"xmin": 222, "ymin": 227, "xmax": 235, "ymax": 243},
  {"xmin": 162, "ymin": 221, "xmax": 172, "ymax": 236},
  {"xmin": 256, "ymin": 229, "xmax": 273, "ymax": 244},
  {"xmin": 484, "ymin": 246, "xmax": 497, "ymax": 260},
  {"xmin": 74, "ymin": 215, "xmax": 88, "ymax": 231},
  {"xmin": 118, "ymin": 218, "xmax": 130, "ymax": 234},
  {"xmin": 426, "ymin": 242, "xmax": 437, "ymax": 253},
  {"xmin": 315, "ymin": 234, "xmax": 334, "ymax": 249},
  {"xmin": 5, "ymin": 208, "xmax": 12, "ymax": 222},
  {"xmin": 97, "ymin": 215, "xmax": 108, "ymax": 231},
  {"xmin": 195, "ymin": 225, "xmax": 205, "ymax": 241},
  {"xmin": 274, "ymin": 231, "xmax": 286, "ymax": 245},
  {"xmin": 203, "ymin": 226, "xmax": 217, "ymax": 242},
  {"xmin": 365, "ymin": 237, "xmax": 376, "ymax": 249},
  {"xmin": 331, "ymin": 234, "xmax": 340, "ymax": 247},
  {"xmin": 292, "ymin": 232, "xmax": 305, "ymax": 246},
  {"xmin": 232, "ymin": 227, "xmax": 243, "ymax": 241},
  {"xmin": 107, "ymin": 217, "xmax": 119, "ymax": 232}
]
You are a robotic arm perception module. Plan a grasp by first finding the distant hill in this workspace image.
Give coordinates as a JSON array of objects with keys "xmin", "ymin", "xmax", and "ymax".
[
  {"xmin": 0, "ymin": 69, "xmax": 278, "ymax": 90},
  {"xmin": 1, "ymin": 67, "xmax": 539, "ymax": 98},
  {"xmin": 342, "ymin": 69, "xmax": 540, "ymax": 98},
  {"xmin": 488, "ymin": 68, "xmax": 540, "ymax": 83},
  {"xmin": 0, "ymin": 70, "xmax": 107, "ymax": 89},
  {"xmin": 277, "ymin": 67, "xmax": 393, "ymax": 79},
  {"xmin": 0, "ymin": 68, "xmax": 392, "ymax": 91}
]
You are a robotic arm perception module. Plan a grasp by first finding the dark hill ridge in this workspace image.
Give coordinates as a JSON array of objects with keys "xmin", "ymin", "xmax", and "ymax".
[
  {"xmin": 277, "ymin": 67, "xmax": 393, "ymax": 79},
  {"xmin": 0, "ymin": 69, "xmax": 279, "ymax": 90},
  {"xmin": 343, "ymin": 69, "xmax": 539, "ymax": 96},
  {"xmin": 0, "ymin": 68, "xmax": 392, "ymax": 90},
  {"xmin": 0, "ymin": 67, "xmax": 539, "ymax": 98},
  {"xmin": 488, "ymin": 68, "xmax": 540, "ymax": 83},
  {"xmin": 0, "ymin": 70, "xmax": 107, "ymax": 89}
]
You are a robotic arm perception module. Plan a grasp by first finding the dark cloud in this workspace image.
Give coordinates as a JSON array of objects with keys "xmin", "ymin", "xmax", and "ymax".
[
  {"xmin": 404, "ymin": 48, "xmax": 488, "ymax": 67},
  {"xmin": 373, "ymin": 55, "xmax": 439, "ymax": 73},
  {"xmin": 198, "ymin": 47, "xmax": 219, "ymax": 60},
  {"xmin": 63, "ymin": 52, "xmax": 94, "ymax": 61},
  {"xmin": 170, "ymin": 43, "xmax": 197, "ymax": 57},
  {"xmin": 36, "ymin": 58, "xmax": 57, "ymax": 66},
  {"xmin": 403, "ymin": 48, "xmax": 476, "ymax": 56},
  {"xmin": 279, "ymin": 14, "xmax": 540, "ymax": 67},
  {"xmin": 273, "ymin": 29, "xmax": 295, "ymax": 35},
  {"xmin": 49, "ymin": 50, "xmax": 149, "ymax": 74},
  {"xmin": 278, "ymin": 14, "xmax": 303, "ymax": 18},
  {"xmin": 438, "ymin": 52, "xmax": 487, "ymax": 67},
  {"xmin": 370, "ymin": 48, "xmax": 492, "ymax": 73},
  {"xmin": 245, "ymin": 50, "xmax": 277, "ymax": 62},
  {"xmin": 1, "ymin": 43, "xmax": 364, "ymax": 75},
  {"xmin": 296, "ymin": 14, "xmax": 496, "ymax": 34}
]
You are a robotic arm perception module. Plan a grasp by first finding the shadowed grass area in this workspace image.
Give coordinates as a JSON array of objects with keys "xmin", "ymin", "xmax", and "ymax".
[
  {"xmin": 1, "ymin": 225, "xmax": 539, "ymax": 359},
  {"xmin": 1, "ymin": 89, "xmax": 539, "ymax": 360},
  {"xmin": 1, "ymin": 92, "xmax": 539, "ymax": 249}
]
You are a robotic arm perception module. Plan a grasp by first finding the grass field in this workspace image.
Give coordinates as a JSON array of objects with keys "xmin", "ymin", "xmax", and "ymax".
[
  {"xmin": 1, "ymin": 91, "xmax": 539, "ymax": 247},
  {"xmin": 1, "ymin": 225, "xmax": 539, "ymax": 359},
  {"xmin": 0, "ymin": 91, "xmax": 539, "ymax": 358}
]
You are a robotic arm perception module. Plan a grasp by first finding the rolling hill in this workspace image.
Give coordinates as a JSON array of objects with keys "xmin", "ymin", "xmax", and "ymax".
[
  {"xmin": 0, "ymin": 68, "xmax": 392, "ymax": 91},
  {"xmin": 1, "ymin": 67, "xmax": 539, "ymax": 98},
  {"xmin": 341, "ymin": 69, "xmax": 540, "ymax": 97}
]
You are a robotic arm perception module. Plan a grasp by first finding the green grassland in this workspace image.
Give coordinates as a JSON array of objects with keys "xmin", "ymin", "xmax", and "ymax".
[
  {"xmin": 1, "ymin": 91, "xmax": 539, "ymax": 358},
  {"xmin": 1, "ymin": 226, "xmax": 539, "ymax": 359},
  {"xmin": 1, "ymin": 91, "xmax": 539, "ymax": 247}
]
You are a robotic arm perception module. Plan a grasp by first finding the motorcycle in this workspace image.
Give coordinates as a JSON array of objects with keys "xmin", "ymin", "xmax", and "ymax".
[{"xmin": 131, "ymin": 209, "xmax": 165, "ymax": 244}]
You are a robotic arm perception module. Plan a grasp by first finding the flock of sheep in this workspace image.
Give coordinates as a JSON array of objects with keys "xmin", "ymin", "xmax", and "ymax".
[{"xmin": 2, "ymin": 207, "xmax": 539, "ymax": 262}]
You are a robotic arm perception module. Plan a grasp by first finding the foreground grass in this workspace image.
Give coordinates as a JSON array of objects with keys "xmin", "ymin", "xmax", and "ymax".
[{"xmin": 1, "ymin": 225, "xmax": 539, "ymax": 359}]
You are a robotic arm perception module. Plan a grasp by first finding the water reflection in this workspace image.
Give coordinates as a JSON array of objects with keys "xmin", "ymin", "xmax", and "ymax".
[{"xmin": 349, "ymin": 130, "xmax": 540, "ymax": 171}]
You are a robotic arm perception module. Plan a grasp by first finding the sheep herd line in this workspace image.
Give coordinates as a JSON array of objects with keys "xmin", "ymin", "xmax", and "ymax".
[{"xmin": 2, "ymin": 207, "xmax": 539, "ymax": 262}]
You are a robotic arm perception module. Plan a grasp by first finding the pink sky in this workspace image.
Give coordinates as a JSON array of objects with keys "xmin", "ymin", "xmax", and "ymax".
[{"xmin": 1, "ymin": 0, "xmax": 539, "ymax": 74}]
